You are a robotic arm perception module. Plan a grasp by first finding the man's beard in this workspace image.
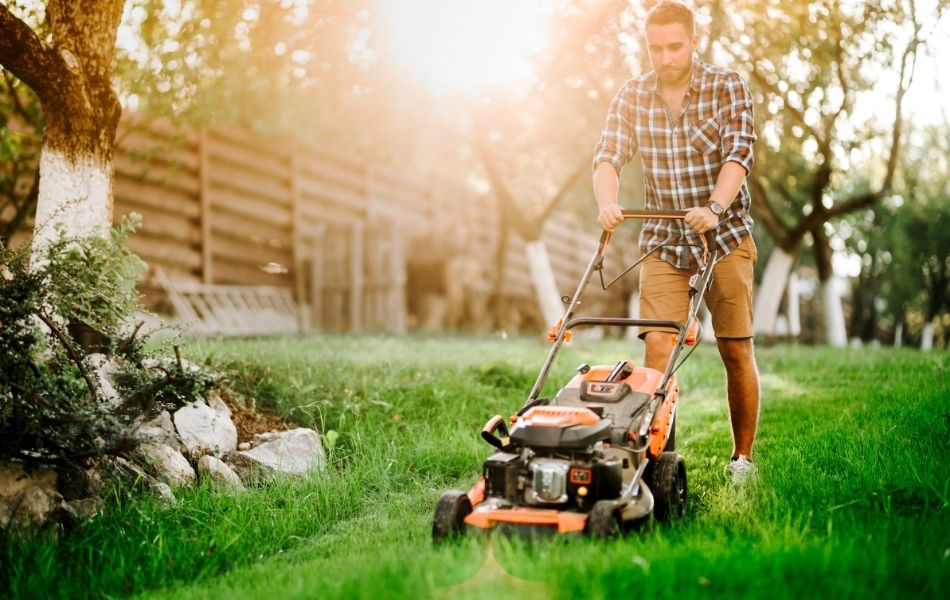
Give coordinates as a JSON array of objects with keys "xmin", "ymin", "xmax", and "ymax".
[{"xmin": 658, "ymin": 65, "xmax": 690, "ymax": 85}]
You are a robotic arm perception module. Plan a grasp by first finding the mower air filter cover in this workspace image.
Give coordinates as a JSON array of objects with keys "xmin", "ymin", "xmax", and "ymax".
[{"xmin": 510, "ymin": 406, "xmax": 611, "ymax": 450}]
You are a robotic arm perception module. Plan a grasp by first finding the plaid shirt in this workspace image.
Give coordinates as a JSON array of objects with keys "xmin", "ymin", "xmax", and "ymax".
[{"xmin": 593, "ymin": 58, "xmax": 756, "ymax": 269}]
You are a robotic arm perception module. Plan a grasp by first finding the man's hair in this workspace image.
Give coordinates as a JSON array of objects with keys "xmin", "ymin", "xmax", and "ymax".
[{"xmin": 645, "ymin": 1, "xmax": 695, "ymax": 35}]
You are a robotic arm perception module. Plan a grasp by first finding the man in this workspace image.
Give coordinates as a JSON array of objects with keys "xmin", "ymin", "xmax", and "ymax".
[{"xmin": 591, "ymin": 0, "xmax": 760, "ymax": 485}]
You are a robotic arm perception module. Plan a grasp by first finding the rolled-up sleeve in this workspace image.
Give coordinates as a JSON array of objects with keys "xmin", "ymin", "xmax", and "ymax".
[
  {"xmin": 592, "ymin": 82, "xmax": 638, "ymax": 175},
  {"xmin": 718, "ymin": 74, "xmax": 756, "ymax": 173}
]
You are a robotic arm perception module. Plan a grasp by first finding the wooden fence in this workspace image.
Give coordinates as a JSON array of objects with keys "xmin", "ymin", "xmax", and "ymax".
[{"xmin": 16, "ymin": 116, "xmax": 617, "ymax": 333}]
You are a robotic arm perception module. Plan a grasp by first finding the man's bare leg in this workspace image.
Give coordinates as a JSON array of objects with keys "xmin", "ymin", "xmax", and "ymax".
[
  {"xmin": 716, "ymin": 337, "xmax": 760, "ymax": 458},
  {"xmin": 644, "ymin": 331, "xmax": 677, "ymax": 372}
]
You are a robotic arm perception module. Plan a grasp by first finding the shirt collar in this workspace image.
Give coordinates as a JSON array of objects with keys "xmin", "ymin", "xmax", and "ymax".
[{"xmin": 644, "ymin": 57, "xmax": 706, "ymax": 94}]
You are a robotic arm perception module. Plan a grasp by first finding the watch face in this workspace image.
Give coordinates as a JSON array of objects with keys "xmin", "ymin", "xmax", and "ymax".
[{"xmin": 708, "ymin": 203, "xmax": 723, "ymax": 216}]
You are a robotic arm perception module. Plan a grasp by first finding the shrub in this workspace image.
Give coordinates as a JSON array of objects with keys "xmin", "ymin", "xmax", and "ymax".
[{"xmin": 0, "ymin": 215, "xmax": 212, "ymax": 468}]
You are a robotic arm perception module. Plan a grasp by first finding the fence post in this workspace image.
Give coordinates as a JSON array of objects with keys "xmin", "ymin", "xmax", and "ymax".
[
  {"xmin": 198, "ymin": 128, "xmax": 213, "ymax": 284},
  {"xmin": 310, "ymin": 223, "xmax": 326, "ymax": 332},
  {"xmin": 350, "ymin": 221, "xmax": 364, "ymax": 331},
  {"xmin": 289, "ymin": 146, "xmax": 307, "ymax": 331}
]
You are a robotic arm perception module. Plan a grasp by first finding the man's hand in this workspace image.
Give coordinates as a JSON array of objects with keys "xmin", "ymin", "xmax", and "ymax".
[
  {"xmin": 597, "ymin": 203, "xmax": 624, "ymax": 231},
  {"xmin": 684, "ymin": 205, "xmax": 718, "ymax": 234}
]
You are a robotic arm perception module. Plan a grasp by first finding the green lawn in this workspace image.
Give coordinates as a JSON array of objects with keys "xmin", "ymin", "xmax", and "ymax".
[{"xmin": 2, "ymin": 336, "xmax": 948, "ymax": 599}]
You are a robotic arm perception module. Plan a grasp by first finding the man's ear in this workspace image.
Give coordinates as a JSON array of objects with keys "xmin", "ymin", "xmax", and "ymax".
[{"xmin": 691, "ymin": 34, "xmax": 700, "ymax": 52}]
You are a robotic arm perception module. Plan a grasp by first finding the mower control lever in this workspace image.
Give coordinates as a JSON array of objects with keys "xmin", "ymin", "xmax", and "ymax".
[{"xmin": 481, "ymin": 415, "xmax": 511, "ymax": 450}]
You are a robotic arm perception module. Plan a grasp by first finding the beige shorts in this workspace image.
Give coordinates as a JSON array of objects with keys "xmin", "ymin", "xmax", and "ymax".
[{"xmin": 638, "ymin": 235, "xmax": 757, "ymax": 339}]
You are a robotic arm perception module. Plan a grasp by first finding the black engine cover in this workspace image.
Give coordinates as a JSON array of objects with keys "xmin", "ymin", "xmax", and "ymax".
[{"xmin": 509, "ymin": 419, "xmax": 612, "ymax": 450}]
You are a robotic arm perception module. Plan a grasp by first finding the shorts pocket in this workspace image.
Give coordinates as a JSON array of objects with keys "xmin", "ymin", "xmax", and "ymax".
[{"xmin": 689, "ymin": 118, "xmax": 720, "ymax": 156}]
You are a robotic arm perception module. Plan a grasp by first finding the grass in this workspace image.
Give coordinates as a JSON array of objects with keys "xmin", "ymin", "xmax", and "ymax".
[{"xmin": 2, "ymin": 335, "xmax": 948, "ymax": 599}]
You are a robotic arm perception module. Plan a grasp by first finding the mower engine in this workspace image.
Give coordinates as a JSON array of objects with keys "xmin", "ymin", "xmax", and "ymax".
[{"xmin": 481, "ymin": 407, "xmax": 625, "ymax": 511}]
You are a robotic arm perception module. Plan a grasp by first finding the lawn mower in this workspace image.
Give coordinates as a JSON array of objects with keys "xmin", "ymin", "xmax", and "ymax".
[{"xmin": 432, "ymin": 209, "xmax": 721, "ymax": 539}]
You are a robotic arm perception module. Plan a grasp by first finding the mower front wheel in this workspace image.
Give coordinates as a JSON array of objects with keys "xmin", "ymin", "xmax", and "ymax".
[
  {"xmin": 587, "ymin": 500, "xmax": 621, "ymax": 539},
  {"xmin": 650, "ymin": 452, "xmax": 687, "ymax": 522},
  {"xmin": 432, "ymin": 491, "xmax": 472, "ymax": 542}
]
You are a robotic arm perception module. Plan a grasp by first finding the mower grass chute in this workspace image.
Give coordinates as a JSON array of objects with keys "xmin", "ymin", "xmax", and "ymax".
[{"xmin": 433, "ymin": 209, "xmax": 717, "ymax": 541}]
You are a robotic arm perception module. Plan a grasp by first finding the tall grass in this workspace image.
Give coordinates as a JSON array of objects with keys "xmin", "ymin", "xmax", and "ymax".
[{"xmin": 2, "ymin": 336, "xmax": 947, "ymax": 599}]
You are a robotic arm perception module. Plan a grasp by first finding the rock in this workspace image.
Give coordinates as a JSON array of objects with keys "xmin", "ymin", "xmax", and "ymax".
[
  {"xmin": 62, "ymin": 497, "xmax": 102, "ymax": 523},
  {"xmin": 0, "ymin": 461, "xmax": 63, "ymax": 529},
  {"xmin": 111, "ymin": 456, "xmax": 156, "ymax": 489},
  {"xmin": 174, "ymin": 399, "xmax": 238, "ymax": 456},
  {"xmin": 135, "ymin": 443, "xmax": 196, "ymax": 488},
  {"xmin": 237, "ymin": 442, "xmax": 251, "ymax": 451},
  {"xmin": 232, "ymin": 428, "xmax": 324, "ymax": 476},
  {"xmin": 136, "ymin": 411, "xmax": 181, "ymax": 448},
  {"xmin": 88, "ymin": 353, "xmax": 122, "ymax": 409},
  {"xmin": 152, "ymin": 482, "xmax": 177, "ymax": 506},
  {"xmin": 58, "ymin": 461, "xmax": 104, "ymax": 501},
  {"xmin": 197, "ymin": 455, "xmax": 245, "ymax": 490}
]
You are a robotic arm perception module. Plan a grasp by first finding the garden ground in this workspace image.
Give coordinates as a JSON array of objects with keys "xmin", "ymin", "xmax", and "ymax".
[{"xmin": 3, "ymin": 336, "xmax": 948, "ymax": 599}]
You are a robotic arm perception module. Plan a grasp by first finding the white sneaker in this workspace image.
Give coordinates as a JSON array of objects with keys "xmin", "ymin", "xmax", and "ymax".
[{"xmin": 723, "ymin": 456, "xmax": 757, "ymax": 486}]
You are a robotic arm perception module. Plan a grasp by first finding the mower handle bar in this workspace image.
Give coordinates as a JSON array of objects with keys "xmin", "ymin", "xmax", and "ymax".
[
  {"xmin": 525, "ymin": 207, "xmax": 720, "ymax": 404},
  {"xmin": 599, "ymin": 208, "xmax": 717, "ymax": 252}
]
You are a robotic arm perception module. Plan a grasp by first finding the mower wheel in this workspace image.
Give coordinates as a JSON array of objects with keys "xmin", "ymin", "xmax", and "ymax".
[
  {"xmin": 432, "ymin": 491, "xmax": 472, "ymax": 542},
  {"xmin": 587, "ymin": 500, "xmax": 621, "ymax": 538},
  {"xmin": 650, "ymin": 452, "xmax": 687, "ymax": 523}
]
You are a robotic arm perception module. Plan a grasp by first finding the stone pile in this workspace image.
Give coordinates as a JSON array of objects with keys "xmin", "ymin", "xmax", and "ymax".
[{"xmin": 0, "ymin": 392, "xmax": 325, "ymax": 531}]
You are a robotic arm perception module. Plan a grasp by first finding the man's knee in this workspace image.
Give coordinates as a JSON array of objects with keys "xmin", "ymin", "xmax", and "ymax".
[
  {"xmin": 716, "ymin": 337, "xmax": 755, "ymax": 368},
  {"xmin": 645, "ymin": 331, "xmax": 676, "ymax": 352}
]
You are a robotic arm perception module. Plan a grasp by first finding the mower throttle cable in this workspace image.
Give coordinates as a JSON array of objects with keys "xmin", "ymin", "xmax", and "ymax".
[{"xmin": 596, "ymin": 241, "xmax": 708, "ymax": 291}]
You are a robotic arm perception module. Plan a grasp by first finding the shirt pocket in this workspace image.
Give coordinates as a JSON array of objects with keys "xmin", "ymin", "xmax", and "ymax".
[{"xmin": 688, "ymin": 118, "xmax": 720, "ymax": 156}]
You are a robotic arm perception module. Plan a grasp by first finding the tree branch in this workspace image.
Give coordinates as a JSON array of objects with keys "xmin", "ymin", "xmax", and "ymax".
[
  {"xmin": 35, "ymin": 310, "xmax": 99, "ymax": 404},
  {"xmin": 537, "ymin": 162, "xmax": 586, "ymax": 226},
  {"xmin": 749, "ymin": 64, "xmax": 825, "ymax": 148},
  {"xmin": 748, "ymin": 175, "xmax": 793, "ymax": 250},
  {"xmin": 880, "ymin": 3, "xmax": 921, "ymax": 194},
  {"xmin": 0, "ymin": 4, "xmax": 65, "ymax": 103}
]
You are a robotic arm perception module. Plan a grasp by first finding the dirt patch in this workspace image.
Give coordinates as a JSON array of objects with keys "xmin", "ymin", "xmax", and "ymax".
[{"xmin": 217, "ymin": 392, "xmax": 296, "ymax": 444}]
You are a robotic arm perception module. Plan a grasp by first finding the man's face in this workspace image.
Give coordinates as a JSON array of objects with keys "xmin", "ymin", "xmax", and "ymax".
[{"xmin": 645, "ymin": 22, "xmax": 698, "ymax": 87}]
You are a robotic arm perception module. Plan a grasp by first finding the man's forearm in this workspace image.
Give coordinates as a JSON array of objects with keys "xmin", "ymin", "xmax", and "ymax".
[
  {"xmin": 708, "ymin": 161, "xmax": 747, "ymax": 210},
  {"xmin": 593, "ymin": 162, "xmax": 620, "ymax": 209}
]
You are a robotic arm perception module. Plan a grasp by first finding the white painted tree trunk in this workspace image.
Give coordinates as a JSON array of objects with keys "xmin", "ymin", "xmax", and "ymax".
[
  {"xmin": 894, "ymin": 322, "xmax": 903, "ymax": 348},
  {"xmin": 626, "ymin": 290, "xmax": 640, "ymax": 340},
  {"xmin": 822, "ymin": 276, "xmax": 848, "ymax": 347},
  {"xmin": 753, "ymin": 247, "xmax": 794, "ymax": 335},
  {"xmin": 31, "ymin": 148, "xmax": 112, "ymax": 259},
  {"xmin": 701, "ymin": 302, "xmax": 714, "ymax": 340},
  {"xmin": 525, "ymin": 239, "xmax": 564, "ymax": 327},
  {"xmin": 921, "ymin": 321, "xmax": 934, "ymax": 351},
  {"xmin": 786, "ymin": 271, "xmax": 801, "ymax": 337}
]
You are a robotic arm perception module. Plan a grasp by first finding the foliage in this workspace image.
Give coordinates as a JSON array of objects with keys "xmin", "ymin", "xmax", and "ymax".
[
  {"xmin": 41, "ymin": 214, "xmax": 148, "ymax": 336},
  {"xmin": 1, "ymin": 337, "xmax": 947, "ymax": 598},
  {"xmin": 844, "ymin": 122, "xmax": 950, "ymax": 344},
  {"xmin": 0, "ymin": 216, "xmax": 212, "ymax": 467}
]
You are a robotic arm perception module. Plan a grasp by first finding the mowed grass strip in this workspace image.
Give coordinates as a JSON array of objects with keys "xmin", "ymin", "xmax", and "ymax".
[{"xmin": 2, "ymin": 337, "xmax": 947, "ymax": 599}]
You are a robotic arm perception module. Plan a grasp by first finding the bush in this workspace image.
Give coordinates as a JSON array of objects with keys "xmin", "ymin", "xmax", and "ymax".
[{"xmin": 0, "ymin": 215, "xmax": 213, "ymax": 468}]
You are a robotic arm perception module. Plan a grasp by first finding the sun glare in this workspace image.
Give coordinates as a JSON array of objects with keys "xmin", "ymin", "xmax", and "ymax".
[{"xmin": 380, "ymin": 1, "xmax": 550, "ymax": 93}]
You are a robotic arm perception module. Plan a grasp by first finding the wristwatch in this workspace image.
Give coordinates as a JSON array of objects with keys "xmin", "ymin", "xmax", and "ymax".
[{"xmin": 706, "ymin": 201, "xmax": 725, "ymax": 217}]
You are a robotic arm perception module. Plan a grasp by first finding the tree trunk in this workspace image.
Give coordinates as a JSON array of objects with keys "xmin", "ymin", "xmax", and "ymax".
[
  {"xmin": 0, "ymin": 1, "xmax": 125, "ymax": 256},
  {"xmin": 626, "ymin": 290, "xmax": 639, "ymax": 340},
  {"xmin": 894, "ymin": 320, "xmax": 904, "ymax": 348},
  {"xmin": 920, "ymin": 320, "xmax": 934, "ymax": 351},
  {"xmin": 752, "ymin": 247, "xmax": 795, "ymax": 335},
  {"xmin": 786, "ymin": 271, "xmax": 801, "ymax": 337},
  {"xmin": 821, "ymin": 276, "xmax": 848, "ymax": 348},
  {"xmin": 525, "ymin": 239, "xmax": 563, "ymax": 327}
]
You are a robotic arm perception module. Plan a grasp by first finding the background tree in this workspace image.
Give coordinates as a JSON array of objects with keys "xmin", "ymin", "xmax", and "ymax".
[
  {"xmin": 0, "ymin": 0, "xmax": 126, "ymax": 253},
  {"xmin": 703, "ymin": 0, "xmax": 946, "ymax": 345}
]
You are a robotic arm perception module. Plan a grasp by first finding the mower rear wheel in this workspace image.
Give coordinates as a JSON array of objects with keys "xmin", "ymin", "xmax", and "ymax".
[
  {"xmin": 650, "ymin": 452, "xmax": 687, "ymax": 523},
  {"xmin": 587, "ymin": 500, "xmax": 621, "ymax": 538},
  {"xmin": 432, "ymin": 491, "xmax": 472, "ymax": 542}
]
